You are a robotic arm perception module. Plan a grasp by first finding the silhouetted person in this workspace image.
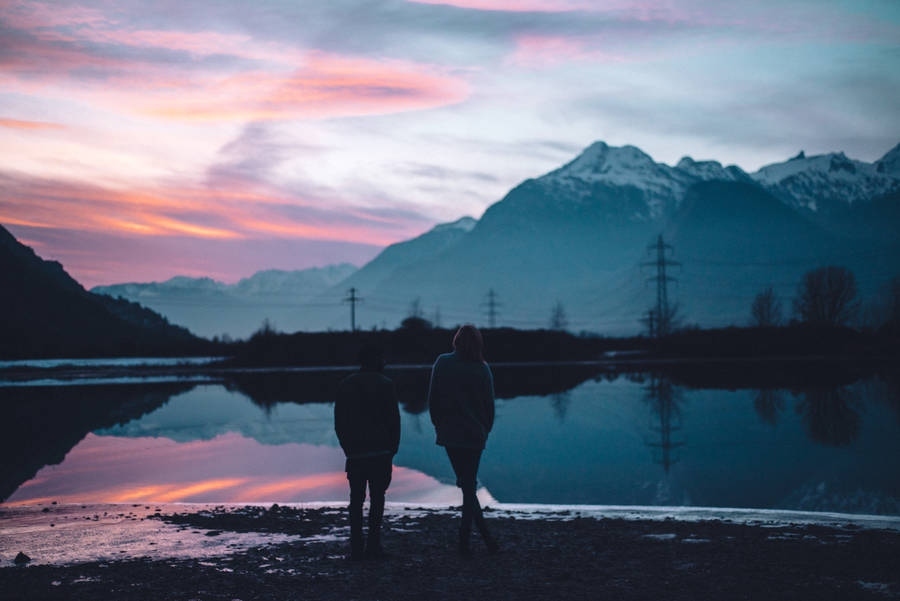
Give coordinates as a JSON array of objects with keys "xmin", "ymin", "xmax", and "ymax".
[
  {"xmin": 334, "ymin": 344, "xmax": 401, "ymax": 560},
  {"xmin": 428, "ymin": 324, "xmax": 499, "ymax": 556}
]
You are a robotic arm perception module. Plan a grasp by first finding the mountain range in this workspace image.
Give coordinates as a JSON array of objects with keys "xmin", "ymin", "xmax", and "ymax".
[
  {"xmin": 94, "ymin": 264, "xmax": 356, "ymax": 339},
  {"xmin": 92, "ymin": 140, "xmax": 900, "ymax": 337}
]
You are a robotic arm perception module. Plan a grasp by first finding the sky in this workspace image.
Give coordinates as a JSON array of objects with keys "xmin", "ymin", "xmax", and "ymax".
[{"xmin": 1, "ymin": 0, "xmax": 898, "ymax": 288}]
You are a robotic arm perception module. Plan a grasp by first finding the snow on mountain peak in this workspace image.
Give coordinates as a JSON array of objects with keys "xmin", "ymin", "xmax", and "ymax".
[
  {"xmin": 752, "ymin": 146, "xmax": 900, "ymax": 211},
  {"xmin": 552, "ymin": 142, "xmax": 750, "ymax": 191},
  {"xmin": 432, "ymin": 216, "xmax": 477, "ymax": 233},
  {"xmin": 675, "ymin": 156, "xmax": 748, "ymax": 182},
  {"xmin": 756, "ymin": 151, "xmax": 859, "ymax": 185},
  {"xmin": 533, "ymin": 141, "xmax": 768, "ymax": 220},
  {"xmin": 876, "ymin": 142, "xmax": 900, "ymax": 176},
  {"xmin": 234, "ymin": 264, "xmax": 357, "ymax": 296},
  {"xmin": 555, "ymin": 142, "xmax": 663, "ymax": 185}
]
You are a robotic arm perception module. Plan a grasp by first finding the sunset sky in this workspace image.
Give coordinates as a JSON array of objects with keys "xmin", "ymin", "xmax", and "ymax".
[{"xmin": 1, "ymin": 0, "xmax": 898, "ymax": 288}]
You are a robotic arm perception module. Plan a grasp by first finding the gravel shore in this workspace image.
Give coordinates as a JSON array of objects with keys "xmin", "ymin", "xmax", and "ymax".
[{"xmin": 2, "ymin": 504, "xmax": 899, "ymax": 600}]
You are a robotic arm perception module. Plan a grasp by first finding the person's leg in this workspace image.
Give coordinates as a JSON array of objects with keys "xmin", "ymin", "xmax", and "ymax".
[
  {"xmin": 365, "ymin": 454, "xmax": 393, "ymax": 558},
  {"xmin": 446, "ymin": 447, "xmax": 498, "ymax": 555},
  {"xmin": 347, "ymin": 459, "xmax": 367, "ymax": 560},
  {"xmin": 445, "ymin": 447, "xmax": 480, "ymax": 555}
]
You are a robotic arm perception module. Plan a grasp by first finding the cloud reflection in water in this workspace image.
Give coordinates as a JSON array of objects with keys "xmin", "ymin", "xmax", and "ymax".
[{"xmin": 6, "ymin": 432, "xmax": 462, "ymax": 506}]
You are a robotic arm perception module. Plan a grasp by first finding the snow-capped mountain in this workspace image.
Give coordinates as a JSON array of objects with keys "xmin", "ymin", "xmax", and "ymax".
[
  {"xmin": 315, "ymin": 141, "xmax": 898, "ymax": 334},
  {"xmin": 752, "ymin": 149, "xmax": 900, "ymax": 214},
  {"xmin": 675, "ymin": 156, "xmax": 751, "ymax": 184},
  {"xmin": 96, "ymin": 276, "xmax": 229, "ymax": 301},
  {"xmin": 95, "ymin": 140, "xmax": 900, "ymax": 337},
  {"xmin": 93, "ymin": 264, "xmax": 356, "ymax": 338},
  {"xmin": 875, "ymin": 143, "xmax": 900, "ymax": 176},
  {"xmin": 232, "ymin": 265, "xmax": 357, "ymax": 297}
]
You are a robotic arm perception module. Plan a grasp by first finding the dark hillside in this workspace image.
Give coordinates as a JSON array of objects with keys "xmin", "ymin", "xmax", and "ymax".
[{"xmin": 0, "ymin": 224, "xmax": 211, "ymax": 358}]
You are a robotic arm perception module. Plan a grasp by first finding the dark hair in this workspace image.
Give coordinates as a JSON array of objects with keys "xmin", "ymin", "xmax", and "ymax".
[
  {"xmin": 357, "ymin": 344, "xmax": 385, "ymax": 371},
  {"xmin": 452, "ymin": 324, "xmax": 484, "ymax": 362}
]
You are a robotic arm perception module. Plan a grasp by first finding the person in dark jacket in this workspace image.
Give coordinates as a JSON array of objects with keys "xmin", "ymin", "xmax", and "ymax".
[
  {"xmin": 334, "ymin": 344, "xmax": 401, "ymax": 560},
  {"xmin": 428, "ymin": 324, "xmax": 499, "ymax": 556}
]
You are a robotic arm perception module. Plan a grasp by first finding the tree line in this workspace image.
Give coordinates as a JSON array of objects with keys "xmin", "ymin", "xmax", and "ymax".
[{"xmin": 750, "ymin": 266, "xmax": 900, "ymax": 332}]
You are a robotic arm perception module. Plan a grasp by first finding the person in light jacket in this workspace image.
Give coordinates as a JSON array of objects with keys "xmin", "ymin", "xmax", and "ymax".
[
  {"xmin": 335, "ymin": 344, "xmax": 401, "ymax": 560},
  {"xmin": 428, "ymin": 324, "xmax": 499, "ymax": 556}
]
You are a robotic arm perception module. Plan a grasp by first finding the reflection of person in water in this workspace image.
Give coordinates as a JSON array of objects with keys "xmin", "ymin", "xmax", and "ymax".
[
  {"xmin": 334, "ymin": 344, "xmax": 401, "ymax": 561},
  {"xmin": 428, "ymin": 324, "xmax": 499, "ymax": 556}
]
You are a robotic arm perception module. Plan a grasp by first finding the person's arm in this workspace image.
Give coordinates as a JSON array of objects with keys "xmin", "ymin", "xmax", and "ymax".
[
  {"xmin": 387, "ymin": 380, "xmax": 401, "ymax": 455},
  {"xmin": 483, "ymin": 364, "xmax": 495, "ymax": 434},
  {"xmin": 427, "ymin": 358, "xmax": 444, "ymax": 427},
  {"xmin": 334, "ymin": 381, "xmax": 351, "ymax": 455}
]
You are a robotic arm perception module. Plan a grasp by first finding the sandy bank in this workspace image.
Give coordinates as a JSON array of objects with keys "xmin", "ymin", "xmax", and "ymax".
[{"xmin": 2, "ymin": 503, "xmax": 900, "ymax": 600}]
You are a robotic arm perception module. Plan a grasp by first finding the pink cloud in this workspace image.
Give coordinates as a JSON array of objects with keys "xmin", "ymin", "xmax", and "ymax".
[
  {"xmin": 144, "ymin": 53, "xmax": 470, "ymax": 122},
  {"xmin": 0, "ymin": 117, "xmax": 66, "ymax": 130},
  {"xmin": 0, "ymin": 167, "xmax": 433, "ymax": 286},
  {"xmin": 0, "ymin": 170, "xmax": 425, "ymax": 247},
  {"xmin": 509, "ymin": 34, "xmax": 636, "ymax": 67},
  {"xmin": 1, "ymin": 2, "xmax": 469, "ymax": 122}
]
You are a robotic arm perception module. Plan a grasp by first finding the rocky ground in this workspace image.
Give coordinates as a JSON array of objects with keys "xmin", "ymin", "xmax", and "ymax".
[{"xmin": 2, "ymin": 504, "xmax": 899, "ymax": 601}]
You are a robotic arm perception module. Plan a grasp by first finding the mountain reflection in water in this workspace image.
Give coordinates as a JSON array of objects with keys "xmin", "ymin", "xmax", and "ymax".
[{"xmin": 2, "ymin": 364, "xmax": 899, "ymax": 515}]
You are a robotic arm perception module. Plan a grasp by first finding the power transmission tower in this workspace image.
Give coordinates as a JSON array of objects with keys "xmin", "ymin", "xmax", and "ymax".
[
  {"xmin": 642, "ymin": 234, "xmax": 680, "ymax": 337},
  {"xmin": 344, "ymin": 287, "xmax": 362, "ymax": 331},
  {"xmin": 481, "ymin": 289, "xmax": 501, "ymax": 328}
]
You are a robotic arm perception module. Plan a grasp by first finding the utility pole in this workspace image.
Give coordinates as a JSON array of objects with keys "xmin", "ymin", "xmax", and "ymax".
[
  {"xmin": 482, "ymin": 289, "xmax": 500, "ymax": 328},
  {"xmin": 344, "ymin": 287, "xmax": 362, "ymax": 331},
  {"xmin": 642, "ymin": 234, "xmax": 679, "ymax": 337}
]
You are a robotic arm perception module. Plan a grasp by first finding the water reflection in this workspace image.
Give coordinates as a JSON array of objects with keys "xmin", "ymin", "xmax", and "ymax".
[
  {"xmin": 751, "ymin": 385, "xmax": 864, "ymax": 447},
  {"xmin": 6, "ymin": 432, "xmax": 460, "ymax": 506},
  {"xmin": 753, "ymin": 389, "xmax": 786, "ymax": 427},
  {"xmin": 643, "ymin": 376, "xmax": 684, "ymax": 473},
  {"xmin": 0, "ymin": 382, "xmax": 194, "ymax": 501},
  {"xmin": 550, "ymin": 392, "xmax": 570, "ymax": 421},
  {"xmin": 796, "ymin": 386, "xmax": 862, "ymax": 447},
  {"xmin": 2, "ymin": 363, "xmax": 899, "ymax": 515}
]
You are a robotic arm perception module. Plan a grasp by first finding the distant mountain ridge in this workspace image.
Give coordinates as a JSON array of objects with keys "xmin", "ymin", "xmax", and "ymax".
[
  {"xmin": 94, "ymin": 141, "xmax": 900, "ymax": 336},
  {"xmin": 93, "ymin": 264, "xmax": 357, "ymax": 339}
]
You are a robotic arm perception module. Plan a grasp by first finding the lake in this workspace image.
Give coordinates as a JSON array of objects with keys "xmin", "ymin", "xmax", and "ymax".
[{"xmin": 2, "ymin": 362, "xmax": 899, "ymax": 515}]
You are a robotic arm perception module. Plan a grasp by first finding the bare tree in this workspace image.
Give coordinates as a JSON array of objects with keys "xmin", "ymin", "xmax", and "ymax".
[
  {"xmin": 549, "ymin": 301, "xmax": 568, "ymax": 331},
  {"xmin": 886, "ymin": 276, "xmax": 900, "ymax": 331},
  {"xmin": 875, "ymin": 275, "xmax": 900, "ymax": 332},
  {"xmin": 401, "ymin": 297, "xmax": 431, "ymax": 330},
  {"xmin": 407, "ymin": 297, "xmax": 424, "ymax": 319},
  {"xmin": 750, "ymin": 286, "xmax": 782, "ymax": 327},
  {"xmin": 793, "ymin": 266, "xmax": 860, "ymax": 326}
]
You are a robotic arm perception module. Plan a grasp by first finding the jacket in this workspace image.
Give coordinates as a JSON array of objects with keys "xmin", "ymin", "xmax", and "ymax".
[
  {"xmin": 427, "ymin": 352, "xmax": 495, "ymax": 449},
  {"xmin": 334, "ymin": 370, "xmax": 401, "ymax": 459}
]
